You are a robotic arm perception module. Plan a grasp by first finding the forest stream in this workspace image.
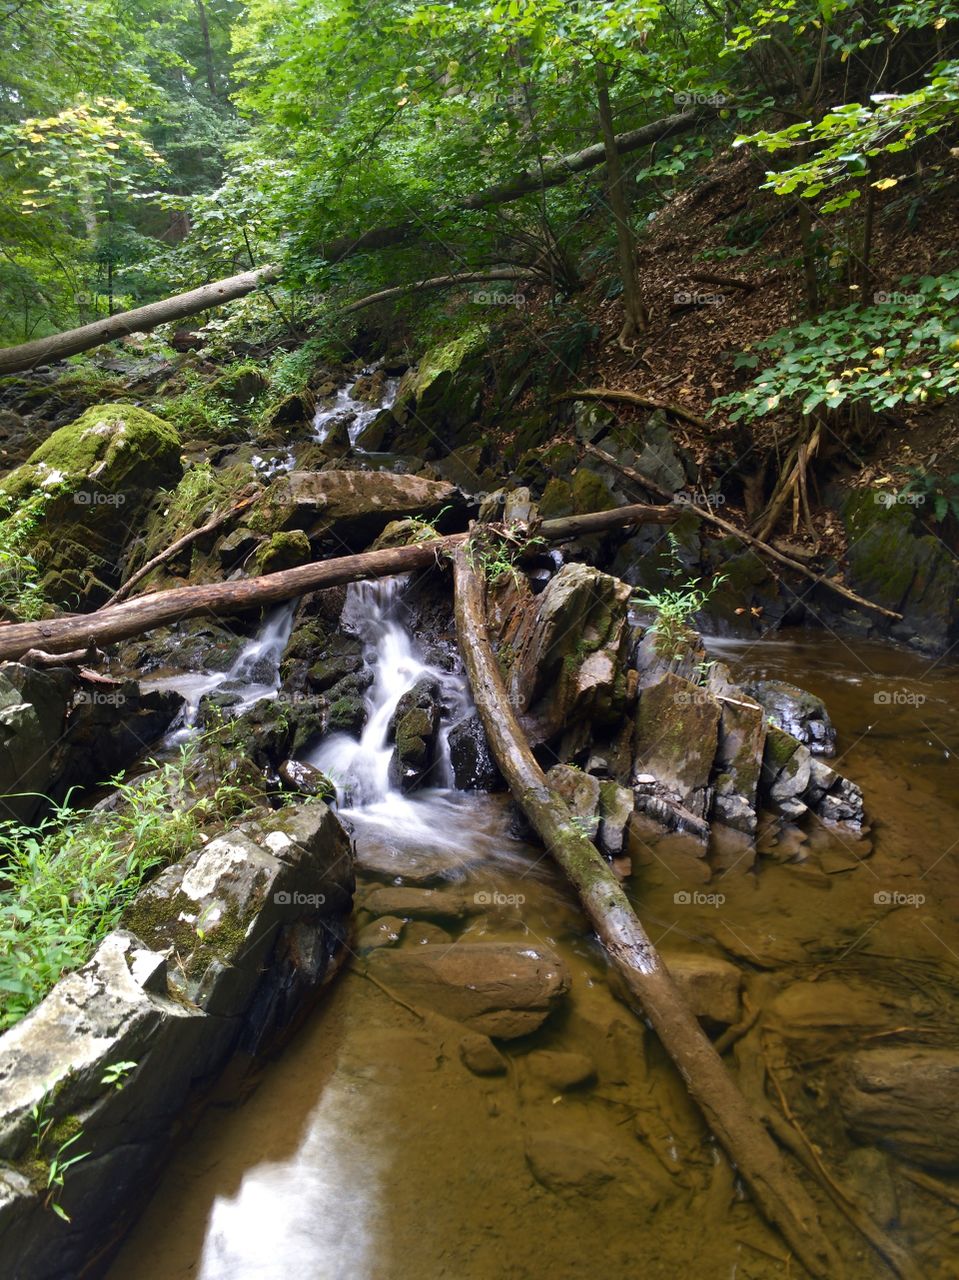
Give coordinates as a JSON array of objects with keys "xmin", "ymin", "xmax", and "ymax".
[{"xmin": 106, "ymin": 588, "xmax": 959, "ymax": 1280}]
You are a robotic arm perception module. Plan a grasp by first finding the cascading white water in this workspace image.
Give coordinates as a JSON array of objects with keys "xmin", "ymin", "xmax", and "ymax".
[
  {"xmin": 312, "ymin": 371, "xmax": 400, "ymax": 449},
  {"xmin": 307, "ymin": 577, "xmax": 475, "ymax": 848},
  {"xmin": 146, "ymin": 601, "xmax": 298, "ymax": 743}
]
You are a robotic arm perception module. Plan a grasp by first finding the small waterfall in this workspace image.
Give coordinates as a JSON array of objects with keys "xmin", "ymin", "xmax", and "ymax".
[
  {"xmin": 149, "ymin": 602, "xmax": 298, "ymax": 743},
  {"xmin": 312, "ymin": 371, "xmax": 400, "ymax": 449},
  {"xmin": 308, "ymin": 577, "xmax": 472, "ymax": 840}
]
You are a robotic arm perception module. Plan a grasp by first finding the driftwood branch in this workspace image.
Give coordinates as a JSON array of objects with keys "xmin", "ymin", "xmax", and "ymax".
[
  {"xmin": 554, "ymin": 387, "xmax": 709, "ymax": 430},
  {"xmin": 452, "ymin": 537, "xmax": 837, "ymax": 1280},
  {"xmin": 584, "ymin": 441, "xmax": 902, "ymax": 620},
  {"xmin": 105, "ymin": 492, "xmax": 260, "ymax": 607},
  {"xmin": 0, "ymin": 502, "xmax": 675, "ymax": 663}
]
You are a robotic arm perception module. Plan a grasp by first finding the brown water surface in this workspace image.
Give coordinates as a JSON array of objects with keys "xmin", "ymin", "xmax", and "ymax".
[{"xmin": 108, "ymin": 632, "xmax": 959, "ymax": 1280}]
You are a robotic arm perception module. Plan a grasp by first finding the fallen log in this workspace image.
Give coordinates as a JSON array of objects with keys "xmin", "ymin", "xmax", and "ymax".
[
  {"xmin": 554, "ymin": 386, "xmax": 709, "ymax": 430},
  {"xmin": 451, "ymin": 536, "xmax": 838, "ymax": 1280},
  {"xmin": 584, "ymin": 441, "xmax": 902, "ymax": 620},
  {"xmin": 0, "ymin": 501, "xmax": 675, "ymax": 663},
  {"xmin": 0, "ymin": 112, "xmax": 710, "ymax": 375}
]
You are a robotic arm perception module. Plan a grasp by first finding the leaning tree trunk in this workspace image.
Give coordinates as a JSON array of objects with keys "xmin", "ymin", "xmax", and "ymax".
[
  {"xmin": 452, "ymin": 540, "xmax": 838, "ymax": 1280},
  {"xmin": 595, "ymin": 63, "xmax": 649, "ymax": 348},
  {"xmin": 0, "ymin": 266, "xmax": 282, "ymax": 376},
  {"xmin": 0, "ymin": 502, "xmax": 675, "ymax": 662},
  {"xmin": 0, "ymin": 111, "xmax": 712, "ymax": 376}
]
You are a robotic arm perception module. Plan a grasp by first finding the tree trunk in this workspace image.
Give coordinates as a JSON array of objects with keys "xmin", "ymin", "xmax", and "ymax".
[
  {"xmin": 0, "ymin": 266, "xmax": 281, "ymax": 376},
  {"xmin": 195, "ymin": 0, "xmax": 218, "ymax": 97},
  {"xmin": 0, "ymin": 110, "xmax": 710, "ymax": 376},
  {"xmin": 452, "ymin": 540, "xmax": 838, "ymax": 1280},
  {"xmin": 0, "ymin": 502, "xmax": 675, "ymax": 662},
  {"xmin": 595, "ymin": 63, "xmax": 649, "ymax": 347},
  {"xmin": 340, "ymin": 268, "xmax": 542, "ymax": 316}
]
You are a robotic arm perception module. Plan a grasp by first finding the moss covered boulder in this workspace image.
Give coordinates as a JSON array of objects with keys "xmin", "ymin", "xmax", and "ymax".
[
  {"xmin": 0, "ymin": 403, "xmax": 181, "ymax": 605},
  {"xmin": 843, "ymin": 489, "xmax": 959, "ymax": 653},
  {"xmin": 390, "ymin": 324, "xmax": 489, "ymax": 454}
]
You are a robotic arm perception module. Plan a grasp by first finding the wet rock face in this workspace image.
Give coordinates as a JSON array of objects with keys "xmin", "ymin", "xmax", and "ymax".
[
  {"xmin": 0, "ymin": 663, "xmax": 183, "ymax": 824},
  {"xmin": 388, "ymin": 675, "xmax": 441, "ymax": 791},
  {"xmin": 840, "ymin": 1048, "xmax": 959, "ymax": 1171},
  {"xmin": 367, "ymin": 943, "xmax": 570, "ymax": 1039},
  {"xmin": 0, "ymin": 803, "xmax": 354, "ymax": 1279},
  {"xmin": 447, "ymin": 713, "xmax": 500, "ymax": 790},
  {"xmin": 744, "ymin": 679, "xmax": 836, "ymax": 756},
  {"xmin": 842, "ymin": 489, "xmax": 959, "ymax": 654}
]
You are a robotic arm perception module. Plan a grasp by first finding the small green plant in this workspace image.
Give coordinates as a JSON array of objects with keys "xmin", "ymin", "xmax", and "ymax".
[
  {"xmin": 467, "ymin": 525, "xmax": 544, "ymax": 588},
  {"xmin": 633, "ymin": 574, "xmax": 726, "ymax": 660},
  {"xmin": 101, "ymin": 1060, "xmax": 137, "ymax": 1090},
  {"xmin": 31, "ymin": 1085, "xmax": 90, "ymax": 1222},
  {"xmin": 899, "ymin": 468, "xmax": 959, "ymax": 523},
  {"xmin": 0, "ymin": 494, "xmax": 49, "ymax": 620}
]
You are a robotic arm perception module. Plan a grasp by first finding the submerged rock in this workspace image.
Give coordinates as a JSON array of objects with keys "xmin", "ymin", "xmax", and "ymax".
[
  {"xmin": 661, "ymin": 953, "xmax": 742, "ymax": 1026},
  {"xmin": 840, "ymin": 1048, "xmax": 959, "ymax": 1171},
  {"xmin": 459, "ymin": 1031, "xmax": 507, "ymax": 1076},
  {"xmin": 367, "ymin": 942, "xmax": 570, "ymax": 1039}
]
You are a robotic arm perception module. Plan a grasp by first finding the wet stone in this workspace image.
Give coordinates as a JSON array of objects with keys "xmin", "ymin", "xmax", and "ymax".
[
  {"xmin": 360, "ymin": 886, "xmax": 482, "ymax": 922},
  {"xmin": 459, "ymin": 1032, "xmax": 508, "ymax": 1076},
  {"xmin": 354, "ymin": 838, "xmax": 473, "ymax": 886},
  {"xmin": 526, "ymin": 1050, "xmax": 596, "ymax": 1091},
  {"xmin": 356, "ymin": 916, "xmax": 405, "ymax": 951}
]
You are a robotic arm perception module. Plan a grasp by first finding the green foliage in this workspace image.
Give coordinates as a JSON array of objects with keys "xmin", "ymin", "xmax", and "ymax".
[
  {"xmin": 900, "ymin": 468, "xmax": 959, "ymax": 523},
  {"xmin": 0, "ymin": 745, "xmax": 209, "ymax": 1028},
  {"xmin": 30, "ymin": 1088, "xmax": 90, "ymax": 1221},
  {"xmin": 737, "ymin": 60, "xmax": 959, "ymax": 214},
  {"xmin": 0, "ymin": 494, "xmax": 50, "ymax": 620},
  {"xmin": 717, "ymin": 272, "xmax": 959, "ymax": 421},
  {"xmin": 633, "ymin": 576, "xmax": 723, "ymax": 657}
]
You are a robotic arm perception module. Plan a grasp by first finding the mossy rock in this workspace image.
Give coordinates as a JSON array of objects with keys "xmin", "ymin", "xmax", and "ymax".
[
  {"xmin": 539, "ymin": 477, "xmax": 575, "ymax": 520},
  {"xmin": 571, "ymin": 465, "xmax": 617, "ymax": 514},
  {"xmin": 210, "ymin": 362, "xmax": 268, "ymax": 405},
  {"xmin": 0, "ymin": 403, "xmax": 181, "ymax": 604},
  {"xmin": 252, "ymin": 529, "xmax": 312, "ymax": 574}
]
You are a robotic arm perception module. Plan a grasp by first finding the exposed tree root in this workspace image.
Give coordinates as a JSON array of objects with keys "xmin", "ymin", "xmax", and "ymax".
[
  {"xmin": 583, "ymin": 441, "xmax": 902, "ymax": 620},
  {"xmin": 554, "ymin": 386, "xmax": 708, "ymax": 430},
  {"xmin": 452, "ymin": 535, "xmax": 839, "ymax": 1280}
]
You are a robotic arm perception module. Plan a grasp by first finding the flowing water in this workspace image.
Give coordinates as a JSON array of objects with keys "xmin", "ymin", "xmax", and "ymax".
[
  {"xmin": 144, "ymin": 603, "xmax": 297, "ymax": 743},
  {"xmin": 109, "ymin": 601, "xmax": 959, "ymax": 1280},
  {"xmin": 313, "ymin": 372, "xmax": 401, "ymax": 449}
]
